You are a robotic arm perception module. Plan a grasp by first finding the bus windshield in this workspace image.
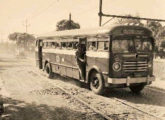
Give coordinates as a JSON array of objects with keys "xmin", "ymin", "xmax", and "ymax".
[
  {"xmin": 134, "ymin": 39, "xmax": 153, "ymax": 52},
  {"xmin": 112, "ymin": 38, "xmax": 153, "ymax": 53}
]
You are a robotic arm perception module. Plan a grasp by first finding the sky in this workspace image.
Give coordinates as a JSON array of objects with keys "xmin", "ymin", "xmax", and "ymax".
[{"xmin": 0, "ymin": 0, "xmax": 165, "ymax": 41}]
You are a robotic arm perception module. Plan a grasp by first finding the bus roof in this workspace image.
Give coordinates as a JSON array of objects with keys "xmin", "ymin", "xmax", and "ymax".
[{"xmin": 37, "ymin": 25, "xmax": 152, "ymax": 40}]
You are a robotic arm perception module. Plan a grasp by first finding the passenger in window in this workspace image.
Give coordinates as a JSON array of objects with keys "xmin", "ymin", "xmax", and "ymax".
[
  {"xmin": 73, "ymin": 42, "xmax": 78, "ymax": 49},
  {"xmin": 62, "ymin": 43, "xmax": 66, "ymax": 49},
  {"xmin": 89, "ymin": 42, "xmax": 96, "ymax": 51}
]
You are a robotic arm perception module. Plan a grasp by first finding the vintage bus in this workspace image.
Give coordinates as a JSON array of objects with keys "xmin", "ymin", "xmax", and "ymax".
[{"xmin": 35, "ymin": 25, "xmax": 155, "ymax": 95}]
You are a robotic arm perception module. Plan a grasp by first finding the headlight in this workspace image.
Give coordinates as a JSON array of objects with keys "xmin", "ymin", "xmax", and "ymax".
[{"xmin": 113, "ymin": 62, "xmax": 121, "ymax": 72}]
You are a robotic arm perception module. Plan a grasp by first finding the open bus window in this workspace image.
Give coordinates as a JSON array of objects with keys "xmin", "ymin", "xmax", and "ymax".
[
  {"xmin": 98, "ymin": 41, "xmax": 109, "ymax": 51},
  {"xmin": 51, "ymin": 42, "xmax": 60, "ymax": 49},
  {"xmin": 88, "ymin": 42, "xmax": 97, "ymax": 51},
  {"xmin": 73, "ymin": 42, "xmax": 78, "ymax": 50},
  {"xmin": 66, "ymin": 42, "xmax": 72, "ymax": 49},
  {"xmin": 112, "ymin": 40, "xmax": 134, "ymax": 53},
  {"xmin": 61, "ymin": 42, "xmax": 66, "ymax": 49}
]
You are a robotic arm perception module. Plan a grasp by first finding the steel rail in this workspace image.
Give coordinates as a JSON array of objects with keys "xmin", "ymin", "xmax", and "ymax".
[{"xmin": 37, "ymin": 69, "xmax": 163, "ymax": 120}]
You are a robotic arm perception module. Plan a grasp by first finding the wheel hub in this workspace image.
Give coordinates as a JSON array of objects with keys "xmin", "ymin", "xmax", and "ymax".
[{"xmin": 92, "ymin": 77, "xmax": 99, "ymax": 88}]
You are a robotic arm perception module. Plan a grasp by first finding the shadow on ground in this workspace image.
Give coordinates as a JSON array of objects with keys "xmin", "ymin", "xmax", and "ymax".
[{"xmin": 1, "ymin": 95, "xmax": 100, "ymax": 120}]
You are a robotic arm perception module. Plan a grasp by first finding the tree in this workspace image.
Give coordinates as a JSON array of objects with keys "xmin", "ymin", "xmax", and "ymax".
[
  {"xmin": 116, "ymin": 14, "xmax": 144, "ymax": 26},
  {"xmin": 8, "ymin": 32, "xmax": 35, "ymax": 50},
  {"xmin": 56, "ymin": 19, "xmax": 80, "ymax": 31},
  {"xmin": 146, "ymin": 21, "xmax": 162, "ymax": 37},
  {"xmin": 8, "ymin": 32, "xmax": 21, "ymax": 41}
]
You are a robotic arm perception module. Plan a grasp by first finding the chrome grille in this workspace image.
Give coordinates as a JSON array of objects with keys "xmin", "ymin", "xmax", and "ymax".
[{"xmin": 123, "ymin": 61, "xmax": 148, "ymax": 72}]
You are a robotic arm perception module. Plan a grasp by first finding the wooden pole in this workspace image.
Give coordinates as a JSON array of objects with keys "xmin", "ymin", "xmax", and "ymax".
[{"xmin": 99, "ymin": 0, "xmax": 102, "ymax": 26}]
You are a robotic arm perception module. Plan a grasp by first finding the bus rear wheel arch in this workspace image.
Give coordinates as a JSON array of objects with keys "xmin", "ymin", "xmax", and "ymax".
[
  {"xmin": 44, "ymin": 62, "xmax": 53, "ymax": 79},
  {"xmin": 89, "ymin": 70, "xmax": 105, "ymax": 95}
]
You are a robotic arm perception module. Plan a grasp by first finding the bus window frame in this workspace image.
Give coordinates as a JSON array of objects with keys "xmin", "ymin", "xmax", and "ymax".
[
  {"xmin": 111, "ymin": 35, "xmax": 155, "ymax": 53},
  {"xmin": 97, "ymin": 41, "xmax": 109, "ymax": 52}
]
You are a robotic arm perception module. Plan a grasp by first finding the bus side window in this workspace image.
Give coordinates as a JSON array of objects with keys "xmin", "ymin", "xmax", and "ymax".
[
  {"xmin": 104, "ymin": 41, "xmax": 109, "ymax": 50},
  {"xmin": 51, "ymin": 42, "xmax": 55, "ymax": 48},
  {"xmin": 48, "ymin": 42, "xmax": 52, "ymax": 48},
  {"xmin": 56, "ymin": 42, "xmax": 60, "ymax": 49},
  {"xmin": 61, "ymin": 42, "xmax": 66, "ymax": 49},
  {"xmin": 98, "ymin": 41, "xmax": 104, "ymax": 51},
  {"xmin": 88, "ymin": 42, "xmax": 97, "ymax": 51},
  {"xmin": 66, "ymin": 42, "xmax": 73, "ymax": 50},
  {"xmin": 73, "ymin": 42, "xmax": 78, "ymax": 50},
  {"xmin": 43, "ymin": 42, "xmax": 46, "ymax": 48},
  {"xmin": 98, "ymin": 41, "xmax": 109, "ymax": 51}
]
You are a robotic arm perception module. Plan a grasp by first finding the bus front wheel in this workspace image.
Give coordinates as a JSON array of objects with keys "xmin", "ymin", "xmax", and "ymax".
[
  {"xmin": 44, "ymin": 63, "xmax": 53, "ymax": 79},
  {"xmin": 89, "ymin": 71, "xmax": 105, "ymax": 95},
  {"xmin": 129, "ymin": 84, "xmax": 145, "ymax": 94}
]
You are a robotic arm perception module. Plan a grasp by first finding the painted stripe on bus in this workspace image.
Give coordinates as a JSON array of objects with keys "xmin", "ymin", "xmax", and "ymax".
[
  {"xmin": 86, "ymin": 51, "xmax": 109, "ymax": 58},
  {"xmin": 42, "ymin": 49, "xmax": 76, "ymax": 55},
  {"xmin": 42, "ymin": 49, "xmax": 109, "ymax": 58}
]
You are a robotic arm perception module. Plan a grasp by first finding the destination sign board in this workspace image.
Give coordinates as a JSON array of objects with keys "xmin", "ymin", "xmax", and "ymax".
[
  {"xmin": 112, "ymin": 27, "xmax": 152, "ymax": 36},
  {"xmin": 122, "ymin": 29, "xmax": 144, "ymax": 35}
]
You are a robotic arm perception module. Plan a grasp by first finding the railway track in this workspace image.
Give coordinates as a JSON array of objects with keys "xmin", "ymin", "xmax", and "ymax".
[
  {"xmin": 55, "ymin": 85, "xmax": 112, "ymax": 120},
  {"xmin": 146, "ymin": 86, "xmax": 165, "ymax": 94},
  {"xmin": 52, "ymin": 83, "xmax": 163, "ymax": 120},
  {"xmin": 61, "ymin": 85, "xmax": 163, "ymax": 120},
  {"xmin": 36, "ymin": 70, "xmax": 163, "ymax": 120},
  {"xmin": 113, "ymin": 98, "xmax": 163, "ymax": 120}
]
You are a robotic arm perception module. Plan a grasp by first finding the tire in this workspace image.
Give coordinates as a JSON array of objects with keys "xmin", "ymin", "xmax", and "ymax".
[
  {"xmin": 129, "ymin": 84, "xmax": 145, "ymax": 94},
  {"xmin": 44, "ymin": 63, "xmax": 53, "ymax": 79},
  {"xmin": 89, "ymin": 71, "xmax": 105, "ymax": 95}
]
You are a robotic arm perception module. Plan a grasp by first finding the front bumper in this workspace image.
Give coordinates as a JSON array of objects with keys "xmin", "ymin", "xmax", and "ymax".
[{"xmin": 107, "ymin": 76, "xmax": 155, "ymax": 86}]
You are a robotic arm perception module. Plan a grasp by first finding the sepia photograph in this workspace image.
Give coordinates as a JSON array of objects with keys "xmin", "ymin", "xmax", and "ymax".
[{"xmin": 0, "ymin": 0, "xmax": 165, "ymax": 120}]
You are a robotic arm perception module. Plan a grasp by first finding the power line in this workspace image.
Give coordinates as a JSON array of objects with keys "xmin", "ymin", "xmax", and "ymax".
[
  {"xmin": 102, "ymin": 17, "xmax": 114, "ymax": 26},
  {"xmin": 30, "ymin": 0, "xmax": 58, "ymax": 21},
  {"xmin": 99, "ymin": 0, "xmax": 165, "ymax": 26},
  {"xmin": 102, "ymin": 14, "xmax": 165, "ymax": 22}
]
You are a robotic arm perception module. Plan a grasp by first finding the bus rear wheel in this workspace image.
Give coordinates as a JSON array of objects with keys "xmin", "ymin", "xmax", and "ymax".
[
  {"xmin": 89, "ymin": 71, "xmax": 105, "ymax": 95},
  {"xmin": 45, "ymin": 63, "xmax": 53, "ymax": 79},
  {"xmin": 129, "ymin": 84, "xmax": 145, "ymax": 94}
]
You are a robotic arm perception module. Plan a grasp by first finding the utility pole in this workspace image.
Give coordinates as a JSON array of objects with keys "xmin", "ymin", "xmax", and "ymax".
[
  {"xmin": 69, "ymin": 13, "xmax": 72, "ymax": 30},
  {"xmin": 23, "ymin": 19, "xmax": 30, "ymax": 33},
  {"xmin": 99, "ymin": 0, "xmax": 103, "ymax": 26},
  {"xmin": 98, "ymin": 0, "xmax": 165, "ymax": 26}
]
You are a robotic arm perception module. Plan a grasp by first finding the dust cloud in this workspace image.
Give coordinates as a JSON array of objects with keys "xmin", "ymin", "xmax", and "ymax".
[{"xmin": 0, "ymin": 42, "xmax": 35, "ymax": 59}]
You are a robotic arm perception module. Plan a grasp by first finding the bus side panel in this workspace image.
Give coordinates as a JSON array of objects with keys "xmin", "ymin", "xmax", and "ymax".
[
  {"xmin": 42, "ymin": 52, "xmax": 46, "ymax": 69},
  {"xmin": 35, "ymin": 50, "xmax": 39, "ymax": 67},
  {"xmin": 57, "ymin": 54, "xmax": 65, "ymax": 76},
  {"xmin": 42, "ymin": 49, "xmax": 80, "ymax": 79},
  {"xmin": 50, "ymin": 52, "xmax": 58, "ymax": 73},
  {"xmin": 71, "ymin": 53, "xmax": 79, "ymax": 79},
  {"xmin": 86, "ymin": 51, "xmax": 109, "ymax": 79},
  {"xmin": 64, "ymin": 54, "xmax": 73, "ymax": 78},
  {"xmin": 86, "ymin": 56, "xmax": 96, "ymax": 72},
  {"xmin": 95, "ymin": 58, "xmax": 109, "ymax": 73}
]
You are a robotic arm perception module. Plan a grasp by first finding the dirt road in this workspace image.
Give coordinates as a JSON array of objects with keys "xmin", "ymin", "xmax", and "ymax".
[{"xmin": 0, "ymin": 53, "xmax": 165, "ymax": 120}]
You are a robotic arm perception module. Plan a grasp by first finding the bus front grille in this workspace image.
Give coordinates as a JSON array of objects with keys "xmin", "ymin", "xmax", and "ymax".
[{"xmin": 123, "ymin": 61, "xmax": 148, "ymax": 72}]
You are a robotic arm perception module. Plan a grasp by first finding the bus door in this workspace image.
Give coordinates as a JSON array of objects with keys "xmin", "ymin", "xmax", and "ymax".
[
  {"xmin": 38, "ymin": 40, "xmax": 43, "ymax": 69},
  {"xmin": 77, "ymin": 37, "xmax": 87, "ymax": 80}
]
